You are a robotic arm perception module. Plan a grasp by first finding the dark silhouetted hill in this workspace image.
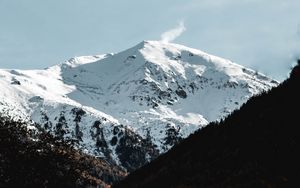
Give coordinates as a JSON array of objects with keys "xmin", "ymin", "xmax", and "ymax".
[
  {"xmin": 115, "ymin": 62, "xmax": 300, "ymax": 188},
  {"xmin": 0, "ymin": 116, "xmax": 126, "ymax": 188}
]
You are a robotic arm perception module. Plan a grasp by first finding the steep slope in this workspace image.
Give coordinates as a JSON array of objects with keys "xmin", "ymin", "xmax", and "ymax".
[
  {"xmin": 0, "ymin": 115, "xmax": 126, "ymax": 187},
  {"xmin": 0, "ymin": 41, "xmax": 277, "ymax": 171},
  {"xmin": 115, "ymin": 63, "xmax": 300, "ymax": 188}
]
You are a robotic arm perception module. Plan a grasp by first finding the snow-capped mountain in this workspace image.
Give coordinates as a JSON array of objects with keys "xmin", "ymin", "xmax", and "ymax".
[{"xmin": 0, "ymin": 40, "xmax": 278, "ymax": 171}]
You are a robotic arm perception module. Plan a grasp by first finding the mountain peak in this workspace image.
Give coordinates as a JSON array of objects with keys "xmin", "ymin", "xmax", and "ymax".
[
  {"xmin": 59, "ymin": 40, "xmax": 240, "ymax": 75},
  {"xmin": 0, "ymin": 41, "xmax": 278, "ymax": 172}
]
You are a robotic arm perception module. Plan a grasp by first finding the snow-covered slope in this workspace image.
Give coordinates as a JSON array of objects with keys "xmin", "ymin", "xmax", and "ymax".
[{"xmin": 0, "ymin": 40, "xmax": 278, "ymax": 171}]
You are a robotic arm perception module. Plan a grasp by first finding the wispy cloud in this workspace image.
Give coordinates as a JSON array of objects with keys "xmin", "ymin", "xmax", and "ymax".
[{"xmin": 160, "ymin": 21, "xmax": 186, "ymax": 43}]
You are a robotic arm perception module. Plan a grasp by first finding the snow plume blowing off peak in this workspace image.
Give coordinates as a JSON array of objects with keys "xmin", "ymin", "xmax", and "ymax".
[{"xmin": 160, "ymin": 21, "xmax": 186, "ymax": 43}]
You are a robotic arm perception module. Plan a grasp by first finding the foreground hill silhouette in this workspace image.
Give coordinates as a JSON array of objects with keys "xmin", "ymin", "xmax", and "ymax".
[
  {"xmin": 115, "ymin": 62, "xmax": 300, "ymax": 188},
  {"xmin": 0, "ymin": 116, "xmax": 126, "ymax": 187}
]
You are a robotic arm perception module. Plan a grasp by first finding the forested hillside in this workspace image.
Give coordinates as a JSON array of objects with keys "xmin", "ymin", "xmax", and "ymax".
[{"xmin": 0, "ymin": 116, "xmax": 126, "ymax": 188}]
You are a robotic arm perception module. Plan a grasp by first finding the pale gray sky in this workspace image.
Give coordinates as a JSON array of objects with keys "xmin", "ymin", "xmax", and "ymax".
[{"xmin": 1, "ymin": 0, "xmax": 300, "ymax": 80}]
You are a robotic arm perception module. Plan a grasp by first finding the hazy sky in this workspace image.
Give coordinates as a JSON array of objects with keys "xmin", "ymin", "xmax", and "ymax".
[{"xmin": 1, "ymin": 0, "xmax": 300, "ymax": 81}]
